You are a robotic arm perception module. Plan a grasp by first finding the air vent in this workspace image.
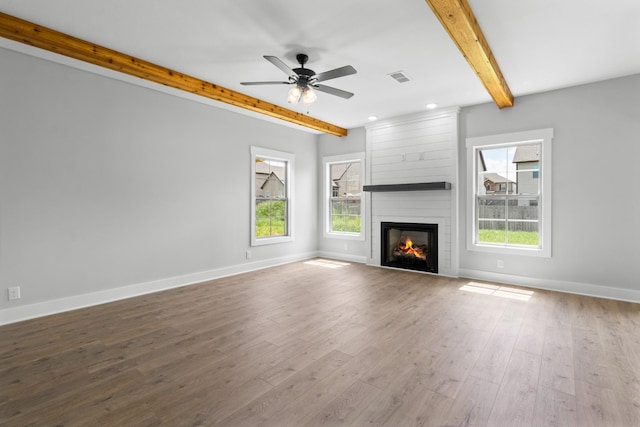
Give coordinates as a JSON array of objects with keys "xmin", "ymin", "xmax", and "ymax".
[{"xmin": 388, "ymin": 71, "xmax": 411, "ymax": 83}]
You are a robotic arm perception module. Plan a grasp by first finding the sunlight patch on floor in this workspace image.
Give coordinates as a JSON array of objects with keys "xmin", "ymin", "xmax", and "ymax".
[
  {"xmin": 304, "ymin": 259, "xmax": 351, "ymax": 269},
  {"xmin": 460, "ymin": 281, "xmax": 534, "ymax": 301}
]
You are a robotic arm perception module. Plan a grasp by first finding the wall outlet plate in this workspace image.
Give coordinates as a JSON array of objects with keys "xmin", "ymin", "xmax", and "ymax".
[{"xmin": 8, "ymin": 286, "xmax": 21, "ymax": 300}]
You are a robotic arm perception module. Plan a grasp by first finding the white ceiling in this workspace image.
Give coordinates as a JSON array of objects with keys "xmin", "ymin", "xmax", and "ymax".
[{"xmin": 1, "ymin": 0, "xmax": 639, "ymax": 132}]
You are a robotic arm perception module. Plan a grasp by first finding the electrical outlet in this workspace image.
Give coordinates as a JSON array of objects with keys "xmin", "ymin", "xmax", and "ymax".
[
  {"xmin": 8, "ymin": 286, "xmax": 21, "ymax": 300},
  {"xmin": 246, "ymin": 250, "xmax": 252, "ymax": 259},
  {"xmin": 497, "ymin": 259, "xmax": 504, "ymax": 269}
]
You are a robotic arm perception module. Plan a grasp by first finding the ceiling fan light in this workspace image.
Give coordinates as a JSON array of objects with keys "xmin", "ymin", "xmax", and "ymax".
[
  {"xmin": 302, "ymin": 87, "xmax": 317, "ymax": 105},
  {"xmin": 288, "ymin": 85, "xmax": 302, "ymax": 103}
]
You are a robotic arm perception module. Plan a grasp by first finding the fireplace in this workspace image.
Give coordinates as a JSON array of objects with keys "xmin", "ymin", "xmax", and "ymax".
[{"xmin": 381, "ymin": 222, "xmax": 438, "ymax": 273}]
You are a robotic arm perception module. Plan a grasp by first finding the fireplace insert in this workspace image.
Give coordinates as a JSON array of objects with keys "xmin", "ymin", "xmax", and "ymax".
[{"xmin": 381, "ymin": 222, "xmax": 438, "ymax": 273}]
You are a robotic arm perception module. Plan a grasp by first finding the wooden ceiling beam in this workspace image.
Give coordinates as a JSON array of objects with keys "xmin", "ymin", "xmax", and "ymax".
[
  {"xmin": 425, "ymin": 0, "xmax": 514, "ymax": 108},
  {"xmin": 0, "ymin": 12, "xmax": 347, "ymax": 136}
]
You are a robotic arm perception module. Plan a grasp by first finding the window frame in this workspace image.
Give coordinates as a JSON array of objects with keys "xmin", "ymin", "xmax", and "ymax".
[
  {"xmin": 250, "ymin": 146, "xmax": 294, "ymax": 246},
  {"xmin": 466, "ymin": 128, "xmax": 553, "ymax": 257},
  {"xmin": 323, "ymin": 153, "xmax": 365, "ymax": 240}
]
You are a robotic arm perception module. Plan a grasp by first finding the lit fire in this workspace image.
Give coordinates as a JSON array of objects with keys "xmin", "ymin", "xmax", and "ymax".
[{"xmin": 395, "ymin": 236, "xmax": 427, "ymax": 260}]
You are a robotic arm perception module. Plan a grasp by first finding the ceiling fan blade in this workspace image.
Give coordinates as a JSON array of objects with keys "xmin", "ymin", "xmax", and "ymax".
[
  {"xmin": 313, "ymin": 84, "xmax": 354, "ymax": 99},
  {"xmin": 240, "ymin": 81, "xmax": 292, "ymax": 86},
  {"xmin": 314, "ymin": 65, "xmax": 357, "ymax": 83},
  {"xmin": 264, "ymin": 55, "xmax": 297, "ymax": 78}
]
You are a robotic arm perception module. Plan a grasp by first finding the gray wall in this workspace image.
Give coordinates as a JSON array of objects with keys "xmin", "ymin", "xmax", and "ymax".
[
  {"xmin": 459, "ymin": 74, "xmax": 640, "ymax": 295},
  {"xmin": 0, "ymin": 47, "xmax": 318, "ymax": 314},
  {"xmin": 2, "ymin": 43, "xmax": 638, "ymax": 321},
  {"xmin": 317, "ymin": 128, "xmax": 367, "ymax": 260}
]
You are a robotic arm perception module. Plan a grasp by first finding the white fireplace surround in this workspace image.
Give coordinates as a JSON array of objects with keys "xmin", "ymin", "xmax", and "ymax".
[{"xmin": 365, "ymin": 108, "xmax": 459, "ymax": 277}]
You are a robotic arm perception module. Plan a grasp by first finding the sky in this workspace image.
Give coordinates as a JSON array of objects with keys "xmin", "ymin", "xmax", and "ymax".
[{"xmin": 481, "ymin": 146, "xmax": 517, "ymax": 180}]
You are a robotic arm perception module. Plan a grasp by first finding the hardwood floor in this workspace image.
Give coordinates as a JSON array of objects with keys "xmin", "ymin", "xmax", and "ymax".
[{"xmin": 1, "ymin": 258, "xmax": 639, "ymax": 426}]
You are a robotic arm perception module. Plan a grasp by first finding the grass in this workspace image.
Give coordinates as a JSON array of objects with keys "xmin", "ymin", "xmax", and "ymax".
[
  {"xmin": 331, "ymin": 215, "xmax": 361, "ymax": 233},
  {"xmin": 256, "ymin": 218, "xmax": 285, "ymax": 237},
  {"xmin": 255, "ymin": 200, "xmax": 286, "ymax": 237},
  {"xmin": 478, "ymin": 229, "xmax": 539, "ymax": 246},
  {"xmin": 257, "ymin": 216, "xmax": 360, "ymax": 237}
]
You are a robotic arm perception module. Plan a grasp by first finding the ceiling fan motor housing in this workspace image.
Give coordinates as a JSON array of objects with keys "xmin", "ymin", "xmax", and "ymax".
[
  {"xmin": 293, "ymin": 55, "xmax": 315, "ymax": 88},
  {"xmin": 293, "ymin": 68, "xmax": 315, "ymax": 88}
]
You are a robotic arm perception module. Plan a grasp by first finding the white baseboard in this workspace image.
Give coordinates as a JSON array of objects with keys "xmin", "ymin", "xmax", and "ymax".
[
  {"xmin": 5, "ymin": 257, "xmax": 635, "ymax": 326},
  {"xmin": 316, "ymin": 251, "xmax": 367, "ymax": 264},
  {"xmin": 0, "ymin": 252, "xmax": 319, "ymax": 326},
  {"xmin": 458, "ymin": 268, "xmax": 640, "ymax": 304}
]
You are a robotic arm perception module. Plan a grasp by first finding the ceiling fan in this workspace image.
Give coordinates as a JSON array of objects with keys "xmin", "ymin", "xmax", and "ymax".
[{"xmin": 240, "ymin": 54, "xmax": 357, "ymax": 105}]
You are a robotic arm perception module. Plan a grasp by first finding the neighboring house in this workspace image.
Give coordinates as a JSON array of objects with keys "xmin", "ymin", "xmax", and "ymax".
[
  {"xmin": 260, "ymin": 172, "xmax": 284, "ymax": 198},
  {"xmin": 483, "ymin": 172, "xmax": 516, "ymax": 194},
  {"xmin": 331, "ymin": 162, "xmax": 361, "ymax": 197},
  {"xmin": 255, "ymin": 161, "xmax": 285, "ymax": 198},
  {"xmin": 513, "ymin": 145, "xmax": 540, "ymax": 194},
  {"xmin": 477, "ymin": 150, "xmax": 488, "ymax": 195},
  {"xmin": 477, "ymin": 152, "xmax": 515, "ymax": 195}
]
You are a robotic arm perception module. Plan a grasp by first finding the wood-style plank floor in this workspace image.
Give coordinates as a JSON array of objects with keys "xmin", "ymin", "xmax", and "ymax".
[{"xmin": 1, "ymin": 259, "xmax": 639, "ymax": 426}]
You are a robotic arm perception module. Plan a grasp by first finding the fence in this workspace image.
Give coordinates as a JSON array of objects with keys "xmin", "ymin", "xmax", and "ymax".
[{"xmin": 477, "ymin": 196, "xmax": 538, "ymax": 232}]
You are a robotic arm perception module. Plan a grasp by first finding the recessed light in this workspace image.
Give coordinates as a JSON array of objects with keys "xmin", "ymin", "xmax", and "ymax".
[
  {"xmin": 368, "ymin": 115, "xmax": 378, "ymax": 121},
  {"xmin": 426, "ymin": 103, "xmax": 437, "ymax": 110}
]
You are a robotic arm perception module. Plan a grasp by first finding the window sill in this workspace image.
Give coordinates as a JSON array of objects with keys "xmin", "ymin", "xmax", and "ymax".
[
  {"xmin": 324, "ymin": 231, "xmax": 365, "ymax": 241},
  {"xmin": 468, "ymin": 242, "xmax": 550, "ymax": 258},
  {"xmin": 251, "ymin": 235, "xmax": 293, "ymax": 246}
]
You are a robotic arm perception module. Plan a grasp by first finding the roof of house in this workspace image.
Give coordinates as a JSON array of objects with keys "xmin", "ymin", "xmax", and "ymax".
[
  {"xmin": 478, "ymin": 151, "xmax": 487, "ymax": 172},
  {"xmin": 513, "ymin": 145, "xmax": 540, "ymax": 163},
  {"xmin": 255, "ymin": 160, "xmax": 285, "ymax": 178},
  {"xmin": 483, "ymin": 173, "xmax": 514, "ymax": 184},
  {"xmin": 330, "ymin": 163, "xmax": 351, "ymax": 181},
  {"xmin": 260, "ymin": 172, "xmax": 283, "ymax": 189}
]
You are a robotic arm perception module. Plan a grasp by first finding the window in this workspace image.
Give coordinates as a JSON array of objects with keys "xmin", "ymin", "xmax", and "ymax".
[
  {"xmin": 251, "ymin": 146, "xmax": 294, "ymax": 246},
  {"xmin": 466, "ymin": 129, "xmax": 553, "ymax": 257},
  {"xmin": 323, "ymin": 153, "xmax": 365, "ymax": 239}
]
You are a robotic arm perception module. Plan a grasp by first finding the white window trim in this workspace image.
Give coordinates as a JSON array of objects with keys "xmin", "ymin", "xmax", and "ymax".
[
  {"xmin": 323, "ymin": 152, "xmax": 365, "ymax": 241},
  {"xmin": 251, "ymin": 146, "xmax": 294, "ymax": 246},
  {"xmin": 466, "ymin": 128, "xmax": 553, "ymax": 257}
]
